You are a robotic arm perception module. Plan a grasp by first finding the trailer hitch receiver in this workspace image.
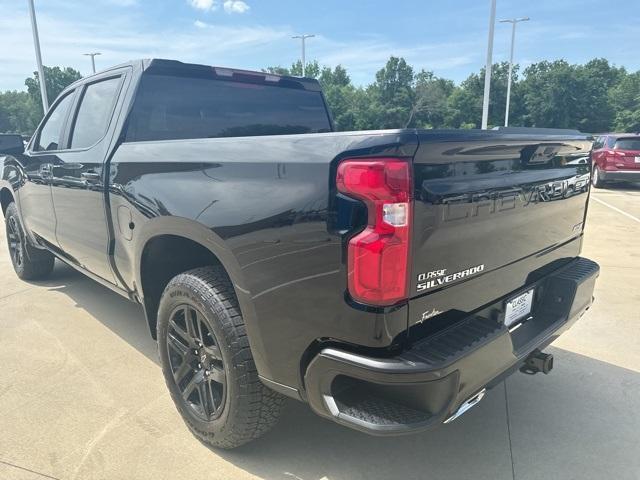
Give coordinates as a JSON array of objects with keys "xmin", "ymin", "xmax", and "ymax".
[{"xmin": 520, "ymin": 349, "xmax": 554, "ymax": 375}]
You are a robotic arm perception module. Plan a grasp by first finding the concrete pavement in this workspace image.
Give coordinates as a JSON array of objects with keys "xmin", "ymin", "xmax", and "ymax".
[{"xmin": 0, "ymin": 185, "xmax": 639, "ymax": 480}]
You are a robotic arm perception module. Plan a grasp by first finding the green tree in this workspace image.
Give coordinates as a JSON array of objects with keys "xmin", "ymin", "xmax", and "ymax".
[
  {"xmin": 0, "ymin": 91, "xmax": 40, "ymax": 134},
  {"xmin": 519, "ymin": 59, "xmax": 624, "ymax": 131},
  {"xmin": 519, "ymin": 60, "xmax": 580, "ymax": 128},
  {"xmin": 409, "ymin": 70, "xmax": 455, "ymax": 128},
  {"xmin": 610, "ymin": 71, "xmax": 640, "ymax": 132},
  {"xmin": 265, "ymin": 60, "xmax": 321, "ymax": 79},
  {"xmin": 25, "ymin": 65, "xmax": 81, "ymax": 115},
  {"xmin": 575, "ymin": 59, "xmax": 625, "ymax": 132},
  {"xmin": 369, "ymin": 56, "xmax": 415, "ymax": 129},
  {"xmin": 318, "ymin": 66, "xmax": 359, "ymax": 131},
  {"xmin": 447, "ymin": 62, "xmax": 519, "ymax": 128}
]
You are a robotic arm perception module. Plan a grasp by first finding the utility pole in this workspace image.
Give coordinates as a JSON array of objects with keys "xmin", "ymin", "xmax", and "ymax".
[
  {"xmin": 27, "ymin": 0, "xmax": 49, "ymax": 112},
  {"xmin": 481, "ymin": 0, "xmax": 497, "ymax": 130},
  {"xmin": 292, "ymin": 34, "xmax": 315, "ymax": 77},
  {"xmin": 83, "ymin": 52, "xmax": 101, "ymax": 74},
  {"xmin": 500, "ymin": 17, "xmax": 529, "ymax": 127}
]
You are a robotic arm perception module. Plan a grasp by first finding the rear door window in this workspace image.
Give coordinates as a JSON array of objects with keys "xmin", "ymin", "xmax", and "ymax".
[
  {"xmin": 70, "ymin": 76, "xmax": 122, "ymax": 149},
  {"xmin": 125, "ymin": 74, "xmax": 331, "ymax": 142},
  {"xmin": 35, "ymin": 92, "xmax": 75, "ymax": 151}
]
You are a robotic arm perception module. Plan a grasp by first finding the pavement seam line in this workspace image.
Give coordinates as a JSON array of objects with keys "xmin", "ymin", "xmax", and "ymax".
[
  {"xmin": 0, "ymin": 459, "xmax": 61, "ymax": 480},
  {"xmin": 0, "ymin": 286, "xmax": 35, "ymax": 301},
  {"xmin": 591, "ymin": 196, "xmax": 640, "ymax": 224},
  {"xmin": 503, "ymin": 380, "xmax": 516, "ymax": 480}
]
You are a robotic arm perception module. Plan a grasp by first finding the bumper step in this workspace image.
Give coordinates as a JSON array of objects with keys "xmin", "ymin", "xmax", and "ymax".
[
  {"xmin": 335, "ymin": 389, "xmax": 432, "ymax": 428},
  {"xmin": 400, "ymin": 315, "xmax": 503, "ymax": 368}
]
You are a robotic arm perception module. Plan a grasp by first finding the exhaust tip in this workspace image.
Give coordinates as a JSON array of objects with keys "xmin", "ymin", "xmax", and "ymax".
[{"xmin": 444, "ymin": 388, "xmax": 486, "ymax": 424}]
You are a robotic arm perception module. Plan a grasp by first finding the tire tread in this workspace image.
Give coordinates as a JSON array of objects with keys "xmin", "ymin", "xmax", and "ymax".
[{"xmin": 160, "ymin": 266, "xmax": 285, "ymax": 449}]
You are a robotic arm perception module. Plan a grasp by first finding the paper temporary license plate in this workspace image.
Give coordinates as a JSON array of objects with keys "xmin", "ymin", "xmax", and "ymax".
[
  {"xmin": 635, "ymin": 156, "xmax": 640, "ymax": 163},
  {"xmin": 504, "ymin": 289, "xmax": 534, "ymax": 327}
]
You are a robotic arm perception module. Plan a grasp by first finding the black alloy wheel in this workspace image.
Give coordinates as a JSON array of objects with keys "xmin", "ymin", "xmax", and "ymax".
[
  {"xmin": 157, "ymin": 266, "xmax": 285, "ymax": 448},
  {"xmin": 7, "ymin": 215, "xmax": 24, "ymax": 269},
  {"xmin": 4, "ymin": 202, "xmax": 54, "ymax": 280},
  {"xmin": 166, "ymin": 304, "xmax": 226, "ymax": 421}
]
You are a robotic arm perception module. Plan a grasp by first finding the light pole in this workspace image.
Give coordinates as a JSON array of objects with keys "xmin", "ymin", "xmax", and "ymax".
[
  {"xmin": 481, "ymin": 0, "xmax": 497, "ymax": 130},
  {"xmin": 27, "ymin": 0, "xmax": 49, "ymax": 112},
  {"xmin": 292, "ymin": 34, "xmax": 315, "ymax": 77},
  {"xmin": 500, "ymin": 17, "xmax": 529, "ymax": 127},
  {"xmin": 83, "ymin": 52, "xmax": 101, "ymax": 74}
]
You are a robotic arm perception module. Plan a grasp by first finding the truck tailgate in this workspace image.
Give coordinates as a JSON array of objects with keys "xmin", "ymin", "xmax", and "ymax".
[{"xmin": 408, "ymin": 130, "xmax": 593, "ymax": 329}]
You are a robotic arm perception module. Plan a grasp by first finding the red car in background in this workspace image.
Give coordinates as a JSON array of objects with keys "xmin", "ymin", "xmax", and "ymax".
[{"xmin": 591, "ymin": 134, "xmax": 640, "ymax": 188}]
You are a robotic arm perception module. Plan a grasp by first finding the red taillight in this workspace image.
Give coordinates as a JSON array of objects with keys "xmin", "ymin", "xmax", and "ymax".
[
  {"xmin": 604, "ymin": 150, "xmax": 626, "ymax": 166},
  {"xmin": 336, "ymin": 158, "xmax": 412, "ymax": 306}
]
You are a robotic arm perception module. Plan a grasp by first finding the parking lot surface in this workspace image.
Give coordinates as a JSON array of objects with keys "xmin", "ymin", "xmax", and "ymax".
[{"xmin": 1, "ymin": 185, "xmax": 639, "ymax": 480}]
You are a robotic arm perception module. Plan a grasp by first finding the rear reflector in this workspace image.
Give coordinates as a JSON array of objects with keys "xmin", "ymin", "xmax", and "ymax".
[{"xmin": 336, "ymin": 158, "xmax": 412, "ymax": 306}]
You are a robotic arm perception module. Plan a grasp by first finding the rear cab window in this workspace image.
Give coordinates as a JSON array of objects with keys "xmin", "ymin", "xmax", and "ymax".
[
  {"xmin": 70, "ymin": 76, "xmax": 122, "ymax": 149},
  {"xmin": 124, "ymin": 72, "xmax": 332, "ymax": 142}
]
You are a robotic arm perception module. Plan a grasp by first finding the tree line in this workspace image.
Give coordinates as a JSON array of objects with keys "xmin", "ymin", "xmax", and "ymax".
[{"xmin": 1, "ymin": 57, "xmax": 639, "ymax": 136}]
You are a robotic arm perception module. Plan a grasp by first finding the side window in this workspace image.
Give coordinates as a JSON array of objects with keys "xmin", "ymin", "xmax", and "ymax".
[
  {"xmin": 70, "ymin": 76, "xmax": 121, "ymax": 149},
  {"xmin": 35, "ymin": 92, "xmax": 75, "ymax": 151},
  {"xmin": 593, "ymin": 136, "xmax": 604, "ymax": 149},
  {"xmin": 605, "ymin": 136, "xmax": 616, "ymax": 149}
]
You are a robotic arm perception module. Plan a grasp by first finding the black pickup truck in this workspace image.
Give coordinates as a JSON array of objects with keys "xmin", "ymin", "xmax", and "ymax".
[{"xmin": 1, "ymin": 59, "xmax": 599, "ymax": 448}]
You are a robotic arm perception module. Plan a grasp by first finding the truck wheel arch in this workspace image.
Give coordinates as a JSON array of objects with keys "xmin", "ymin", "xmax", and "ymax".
[{"xmin": 133, "ymin": 218, "xmax": 252, "ymax": 339}]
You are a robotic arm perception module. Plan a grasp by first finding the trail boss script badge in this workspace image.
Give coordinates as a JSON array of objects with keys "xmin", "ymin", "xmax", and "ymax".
[{"xmin": 417, "ymin": 264, "xmax": 485, "ymax": 292}]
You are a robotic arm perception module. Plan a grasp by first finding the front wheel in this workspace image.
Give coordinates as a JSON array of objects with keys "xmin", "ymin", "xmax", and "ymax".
[
  {"xmin": 4, "ymin": 202, "xmax": 55, "ymax": 280},
  {"xmin": 157, "ymin": 266, "xmax": 285, "ymax": 449}
]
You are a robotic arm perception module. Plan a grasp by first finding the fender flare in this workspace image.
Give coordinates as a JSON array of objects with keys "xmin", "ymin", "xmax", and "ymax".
[{"xmin": 131, "ymin": 216, "xmax": 264, "ymax": 362}]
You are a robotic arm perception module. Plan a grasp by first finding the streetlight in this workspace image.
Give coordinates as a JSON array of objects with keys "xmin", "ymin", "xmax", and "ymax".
[
  {"xmin": 499, "ymin": 17, "xmax": 529, "ymax": 127},
  {"xmin": 292, "ymin": 34, "xmax": 315, "ymax": 77},
  {"xmin": 481, "ymin": 0, "xmax": 497, "ymax": 130},
  {"xmin": 83, "ymin": 52, "xmax": 101, "ymax": 74},
  {"xmin": 27, "ymin": 0, "xmax": 49, "ymax": 112}
]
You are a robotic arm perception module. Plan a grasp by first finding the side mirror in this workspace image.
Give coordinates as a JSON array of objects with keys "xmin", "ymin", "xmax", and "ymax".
[{"xmin": 0, "ymin": 134, "xmax": 25, "ymax": 155}]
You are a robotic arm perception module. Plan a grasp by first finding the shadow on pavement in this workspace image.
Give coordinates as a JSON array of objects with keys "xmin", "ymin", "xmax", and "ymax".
[
  {"xmin": 595, "ymin": 182, "xmax": 640, "ymax": 192},
  {"xmin": 32, "ymin": 262, "xmax": 640, "ymax": 480},
  {"xmin": 33, "ymin": 261, "xmax": 159, "ymax": 364}
]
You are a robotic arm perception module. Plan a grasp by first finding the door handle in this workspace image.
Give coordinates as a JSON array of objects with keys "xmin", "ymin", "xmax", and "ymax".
[
  {"xmin": 59, "ymin": 163, "xmax": 84, "ymax": 170},
  {"xmin": 39, "ymin": 163, "xmax": 53, "ymax": 178},
  {"xmin": 81, "ymin": 171, "xmax": 102, "ymax": 183}
]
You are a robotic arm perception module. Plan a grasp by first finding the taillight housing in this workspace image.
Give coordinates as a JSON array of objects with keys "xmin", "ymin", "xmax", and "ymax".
[
  {"xmin": 604, "ymin": 150, "xmax": 625, "ymax": 168},
  {"xmin": 336, "ymin": 158, "xmax": 412, "ymax": 306}
]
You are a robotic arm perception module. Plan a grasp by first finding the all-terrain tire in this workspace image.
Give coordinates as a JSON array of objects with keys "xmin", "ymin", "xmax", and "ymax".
[
  {"xmin": 157, "ymin": 266, "xmax": 285, "ymax": 449},
  {"xmin": 4, "ymin": 202, "xmax": 55, "ymax": 280}
]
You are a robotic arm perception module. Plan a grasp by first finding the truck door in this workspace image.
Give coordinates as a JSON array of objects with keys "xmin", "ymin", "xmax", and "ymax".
[
  {"xmin": 20, "ymin": 90, "xmax": 77, "ymax": 247},
  {"xmin": 50, "ymin": 71, "xmax": 128, "ymax": 283}
]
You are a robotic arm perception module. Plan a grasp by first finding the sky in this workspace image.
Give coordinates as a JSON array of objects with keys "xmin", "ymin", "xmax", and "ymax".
[{"xmin": 1, "ymin": 0, "xmax": 639, "ymax": 92}]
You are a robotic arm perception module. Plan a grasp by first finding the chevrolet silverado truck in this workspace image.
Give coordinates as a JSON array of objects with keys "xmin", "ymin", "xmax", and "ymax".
[{"xmin": 0, "ymin": 59, "xmax": 599, "ymax": 448}]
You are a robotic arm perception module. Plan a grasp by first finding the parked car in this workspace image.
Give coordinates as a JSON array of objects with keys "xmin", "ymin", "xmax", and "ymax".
[
  {"xmin": 591, "ymin": 133, "xmax": 640, "ymax": 188},
  {"xmin": 0, "ymin": 59, "xmax": 599, "ymax": 449}
]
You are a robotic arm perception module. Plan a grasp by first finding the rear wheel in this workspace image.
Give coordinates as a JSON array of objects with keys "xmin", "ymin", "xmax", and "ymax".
[
  {"xmin": 4, "ymin": 202, "xmax": 55, "ymax": 280},
  {"xmin": 157, "ymin": 266, "xmax": 285, "ymax": 449},
  {"xmin": 591, "ymin": 166, "xmax": 605, "ymax": 188}
]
